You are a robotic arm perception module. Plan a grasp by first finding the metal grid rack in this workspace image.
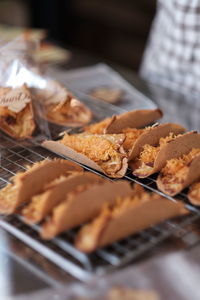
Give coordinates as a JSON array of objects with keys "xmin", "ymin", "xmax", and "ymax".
[{"xmin": 0, "ymin": 132, "xmax": 200, "ymax": 281}]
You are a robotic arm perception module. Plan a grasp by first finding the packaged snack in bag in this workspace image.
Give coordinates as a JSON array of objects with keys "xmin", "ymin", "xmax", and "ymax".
[
  {"xmin": 31, "ymin": 78, "xmax": 92, "ymax": 127},
  {"xmin": 0, "ymin": 35, "xmax": 92, "ymax": 140}
]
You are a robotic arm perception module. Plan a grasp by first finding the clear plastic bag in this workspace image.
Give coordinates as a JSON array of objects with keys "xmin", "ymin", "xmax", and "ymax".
[{"xmin": 0, "ymin": 36, "xmax": 92, "ymax": 141}]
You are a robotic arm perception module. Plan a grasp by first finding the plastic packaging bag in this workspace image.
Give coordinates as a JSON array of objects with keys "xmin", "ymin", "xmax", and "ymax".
[{"xmin": 0, "ymin": 35, "xmax": 92, "ymax": 141}]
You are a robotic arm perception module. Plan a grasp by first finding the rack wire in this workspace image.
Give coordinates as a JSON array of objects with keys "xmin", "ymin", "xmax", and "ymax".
[{"xmin": 0, "ymin": 132, "xmax": 200, "ymax": 282}]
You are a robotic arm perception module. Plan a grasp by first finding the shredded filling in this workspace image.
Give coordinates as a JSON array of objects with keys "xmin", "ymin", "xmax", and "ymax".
[
  {"xmin": 0, "ymin": 100, "xmax": 34, "ymax": 138},
  {"xmin": 160, "ymin": 148, "xmax": 200, "ymax": 190},
  {"xmin": 61, "ymin": 133, "xmax": 126, "ymax": 175},
  {"xmin": 122, "ymin": 128, "xmax": 146, "ymax": 152},
  {"xmin": 133, "ymin": 133, "xmax": 179, "ymax": 174},
  {"xmin": 0, "ymin": 184, "xmax": 18, "ymax": 209},
  {"xmin": 84, "ymin": 117, "xmax": 112, "ymax": 134},
  {"xmin": 0, "ymin": 85, "xmax": 35, "ymax": 138}
]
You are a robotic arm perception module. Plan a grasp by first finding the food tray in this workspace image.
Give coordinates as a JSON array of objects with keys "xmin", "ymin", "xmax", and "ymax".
[{"xmin": 0, "ymin": 97, "xmax": 200, "ymax": 282}]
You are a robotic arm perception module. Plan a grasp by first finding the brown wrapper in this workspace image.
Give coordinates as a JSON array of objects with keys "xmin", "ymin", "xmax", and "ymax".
[
  {"xmin": 22, "ymin": 172, "xmax": 105, "ymax": 224},
  {"xmin": 75, "ymin": 186, "xmax": 188, "ymax": 252},
  {"xmin": 41, "ymin": 180, "xmax": 133, "ymax": 239},
  {"xmin": 0, "ymin": 159, "xmax": 82, "ymax": 214},
  {"xmin": 157, "ymin": 152, "xmax": 200, "ymax": 196}
]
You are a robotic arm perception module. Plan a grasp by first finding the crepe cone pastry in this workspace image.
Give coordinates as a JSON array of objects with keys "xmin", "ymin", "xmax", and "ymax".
[
  {"xmin": 41, "ymin": 180, "xmax": 133, "ymax": 239},
  {"xmin": 42, "ymin": 133, "xmax": 128, "ymax": 178},
  {"xmin": 129, "ymin": 124, "xmax": 186, "ymax": 178},
  {"xmin": 75, "ymin": 185, "xmax": 187, "ymax": 253},
  {"xmin": 107, "ymin": 287, "xmax": 159, "ymax": 300},
  {"xmin": 157, "ymin": 148, "xmax": 200, "ymax": 196},
  {"xmin": 0, "ymin": 84, "xmax": 35, "ymax": 139},
  {"xmin": 0, "ymin": 159, "xmax": 82, "ymax": 214},
  {"xmin": 90, "ymin": 87, "xmax": 123, "ymax": 104},
  {"xmin": 22, "ymin": 172, "xmax": 105, "ymax": 224},
  {"xmin": 32, "ymin": 79, "xmax": 92, "ymax": 127},
  {"xmin": 84, "ymin": 108, "xmax": 162, "ymax": 134},
  {"xmin": 188, "ymin": 182, "xmax": 200, "ymax": 206}
]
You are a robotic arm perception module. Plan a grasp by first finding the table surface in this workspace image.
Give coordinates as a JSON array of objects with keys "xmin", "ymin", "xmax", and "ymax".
[{"xmin": 2, "ymin": 49, "xmax": 200, "ymax": 300}]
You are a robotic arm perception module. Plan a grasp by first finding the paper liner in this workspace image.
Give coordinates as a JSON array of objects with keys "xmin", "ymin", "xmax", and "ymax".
[
  {"xmin": 42, "ymin": 140, "xmax": 128, "ymax": 178},
  {"xmin": 75, "ymin": 191, "xmax": 187, "ymax": 252},
  {"xmin": 157, "ymin": 153, "xmax": 200, "ymax": 196},
  {"xmin": 22, "ymin": 172, "xmax": 105, "ymax": 224},
  {"xmin": 105, "ymin": 108, "xmax": 163, "ymax": 133},
  {"xmin": 41, "ymin": 180, "xmax": 133, "ymax": 239},
  {"xmin": 0, "ymin": 158, "xmax": 83, "ymax": 214}
]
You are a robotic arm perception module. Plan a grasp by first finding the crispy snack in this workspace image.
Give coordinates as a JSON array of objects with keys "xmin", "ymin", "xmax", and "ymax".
[
  {"xmin": 75, "ymin": 184, "xmax": 187, "ymax": 252},
  {"xmin": 22, "ymin": 172, "xmax": 105, "ymax": 224},
  {"xmin": 32, "ymin": 79, "xmax": 92, "ymax": 127},
  {"xmin": 107, "ymin": 287, "xmax": 159, "ymax": 300},
  {"xmin": 188, "ymin": 182, "xmax": 200, "ymax": 205},
  {"xmin": 90, "ymin": 86, "xmax": 123, "ymax": 104},
  {"xmin": 122, "ymin": 128, "xmax": 146, "ymax": 152},
  {"xmin": 122, "ymin": 127, "xmax": 153, "ymax": 157},
  {"xmin": 84, "ymin": 117, "xmax": 112, "ymax": 134},
  {"xmin": 130, "ymin": 124, "xmax": 187, "ymax": 178},
  {"xmin": 0, "ymin": 159, "xmax": 82, "ymax": 214},
  {"xmin": 157, "ymin": 148, "xmax": 200, "ymax": 196},
  {"xmin": 85, "ymin": 122, "xmax": 148, "ymax": 155},
  {"xmin": 84, "ymin": 108, "xmax": 163, "ymax": 134},
  {"xmin": 41, "ymin": 180, "xmax": 133, "ymax": 239},
  {"xmin": 42, "ymin": 133, "xmax": 128, "ymax": 178},
  {"xmin": 0, "ymin": 84, "xmax": 36, "ymax": 139}
]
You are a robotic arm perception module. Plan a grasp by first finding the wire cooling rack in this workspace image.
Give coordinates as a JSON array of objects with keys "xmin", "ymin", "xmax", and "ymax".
[{"xmin": 0, "ymin": 132, "xmax": 200, "ymax": 281}]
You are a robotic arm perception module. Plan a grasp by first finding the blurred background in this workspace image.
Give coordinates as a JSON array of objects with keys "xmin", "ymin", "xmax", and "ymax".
[{"xmin": 0, "ymin": 0, "xmax": 156, "ymax": 71}]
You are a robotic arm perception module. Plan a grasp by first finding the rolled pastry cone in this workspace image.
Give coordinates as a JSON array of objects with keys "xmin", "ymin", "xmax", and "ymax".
[
  {"xmin": 84, "ymin": 108, "xmax": 163, "ymax": 134},
  {"xmin": 188, "ymin": 182, "xmax": 200, "ymax": 206},
  {"xmin": 129, "ymin": 123, "xmax": 186, "ymax": 161},
  {"xmin": 0, "ymin": 159, "xmax": 82, "ymax": 214},
  {"xmin": 45, "ymin": 97, "xmax": 92, "ymax": 127},
  {"xmin": 157, "ymin": 151, "xmax": 200, "ymax": 196},
  {"xmin": 32, "ymin": 79, "xmax": 92, "ymax": 127},
  {"xmin": 41, "ymin": 180, "xmax": 133, "ymax": 239},
  {"xmin": 43, "ymin": 133, "xmax": 128, "ymax": 178},
  {"xmin": 75, "ymin": 185, "xmax": 187, "ymax": 253},
  {"xmin": 107, "ymin": 287, "xmax": 159, "ymax": 300},
  {"xmin": 22, "ymin": 172, "xmax": 105, "ymax": 224},
  {"xmin": 130, "ymin": 130, "xmax": 198, "ymax": 179},
  {"xmin": 105, "ymin": 108, "xmax": 163, "ymax": 134}
]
